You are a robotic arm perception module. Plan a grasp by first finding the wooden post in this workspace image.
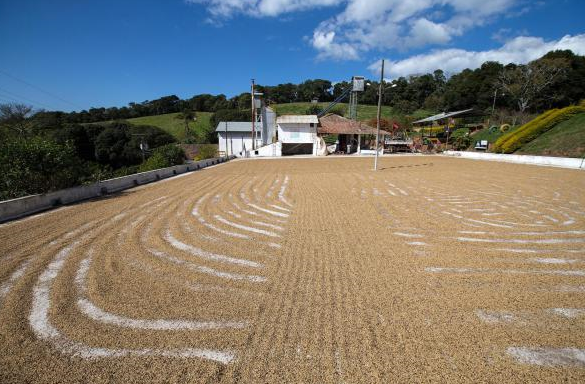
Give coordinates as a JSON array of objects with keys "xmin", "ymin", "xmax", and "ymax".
[
  {"xmin": 225, "ymin": 121, "xmax": 228, "ymax": 158},
  {"xmin": 374, "ymin": 59, "xmax": 385, "ymax": 170}
]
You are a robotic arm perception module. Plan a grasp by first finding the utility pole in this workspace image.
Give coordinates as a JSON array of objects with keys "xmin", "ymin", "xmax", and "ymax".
[
  {"xmin": 132, "ymin": 133, "xmax": 148, "ymax": 162},
  {"xmin": 225, "ymin": 121, "xmax": 228, "ymax": 159},
  {"xmin": 374, "ymin": 59, "xmax": 385, "ymax": 171},
  {"xmin": 251, "ymin": 79, "xmax": 256, "ymax": 150}
]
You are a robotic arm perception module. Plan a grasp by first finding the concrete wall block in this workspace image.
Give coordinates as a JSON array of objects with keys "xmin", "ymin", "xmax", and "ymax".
[
  {"xmin": 0, "ymin": 157, "xmax": 231, "ymax": 223},
  {"xmin": 444, "ymin": 151, "xmax": 585, "ymax": 169}
]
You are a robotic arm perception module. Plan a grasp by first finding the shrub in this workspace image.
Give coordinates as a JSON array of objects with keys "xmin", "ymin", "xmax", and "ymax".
[
  {"xmin": 0, "ymin": 137, "xmax": 82, "ymax": 200},
  {"xmin": 419, "ymin": 126, "xmax": 446, "ymax": 135},
  {"xmin": 492, "ymin": 105, "xmax": 585, "ymax": 153},
  {"xmin": 305, "ymin": 105, "xmax": 322, "ymax": 115},
  {"xmin": 451, "ymin": 128, "xmax": 471, "ymax": 150},
  {"xmin": 195, "ymin": 144, "xmax": 217, "ymax": 160},
  {"xmin": 138, "ymin": 144, "xmax": 185, "ymax": 172}
]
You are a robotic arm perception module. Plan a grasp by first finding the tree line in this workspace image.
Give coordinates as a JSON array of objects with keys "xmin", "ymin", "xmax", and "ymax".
[
  {"xmin": 1, "ymin": 49, "xmax": 583, "ymax": 200},
  {"xmin": 19, "ymin": 50, "xmax": 584, "ymax": 128},
  {"xmin": 0, "ymin": 114, "xmax": 185, "ymax": 200}
]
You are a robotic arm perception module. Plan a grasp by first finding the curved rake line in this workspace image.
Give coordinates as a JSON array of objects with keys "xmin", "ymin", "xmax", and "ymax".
[
  {"xmin": 269, "ymin": 204, "xmax": 291, "ymax": 212},
  {"xmin": 229, "ymin": 194, "xmax": 287, "ymax": 223},
  {"xmin": 0, "ymin": 260, "xmax": 30, "ymax": 308},
  {"xmin": 278, "ymin": 175, "xmax": 293, "ymax": 207},
  {"xmin": 214, "ymin": 215, "xmax": 280, "ymax": 238},
  {"xmin": 455, "ymin": 237, "xmax": 585, "ymax": 244},
  {"xmin": 425, "ymin": 266, "xmax": 585, "ymax": 276},
  {"xmin": 247, "ymin": 203, "xmax": 289, "ymax": 218},
  {"xmin": 251, "ymin": 220, "xmax": 284, "ymax": 231},
  {"xmin": 164, "ymin": 230, "xmax": 263, "ymax": 268},
  {"xmin": 507, "ymin": 347, "xmax": 585, "ymax": 367},
  {"xmin": 192, "ymin": 195, "xmax": 249, "ymax": 240},
  {"xmin": 75, "ymin": 254, "xmax": 249, "ymax": 330},
  {"xmin": 147, "ymin": 247, "xmax": 267, "ymax": 283},
  {"xmin": 29, "ymin": 241, "xmax": 236, "ymax": 364}
]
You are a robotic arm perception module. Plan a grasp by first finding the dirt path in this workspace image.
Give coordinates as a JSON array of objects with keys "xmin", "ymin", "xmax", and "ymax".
[{"xmin": 1, "ymin": 156, "xmax": 584, "ymax": 383}]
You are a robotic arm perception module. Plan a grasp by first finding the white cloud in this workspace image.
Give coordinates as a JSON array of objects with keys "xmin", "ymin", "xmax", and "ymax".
[
  {"xmin": 367, "ymin": 34, "xmax": 585, "ymax": 79},
  {"xmin": 188, "ymin": 0, "xmax": 535, "ymax": 60},
  {"xmin": 312, "ymin": 30, "xmax": 359, "ymax": 60},
  {"xmin": 187, "ymin": 0, "xmax": 342, "ymax": 18},
  {"xmin": 405, "ymin": 18, "xmax": 454, "ymax": 47}
]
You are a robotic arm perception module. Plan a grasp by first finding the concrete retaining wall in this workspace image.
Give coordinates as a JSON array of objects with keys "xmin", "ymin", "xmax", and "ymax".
[
  {"xmin": 444, "ymin": 151, "xmax": 585, "ymax": 170},
  {"xmin": 0, "ymin": 156, "xmax": 234, "ymax": 223},
  {"xmin": 241, "ymin": 142, "xmax": 282, "ymax": 158}
]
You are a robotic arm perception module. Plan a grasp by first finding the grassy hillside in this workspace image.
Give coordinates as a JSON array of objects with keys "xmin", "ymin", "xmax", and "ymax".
[
  {"xmin": 470, "ymin": 126, "xmax": 519, "ymax": 145},
  {"xmin": 516, "ymin": 113, "xmax": 585, "ymax": 158},
  {"xmin": 124, "ymin": 112, "xmax": 212, "ymax": 142},
  {"xmin": 272, "ymin": 102, "xmax": 433, "ymax": 122}
]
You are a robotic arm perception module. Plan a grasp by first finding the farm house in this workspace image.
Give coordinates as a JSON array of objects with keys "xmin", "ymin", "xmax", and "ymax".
[
  {"xmin": 318, "ymin": 114, "xmax": 392, "ymax": 154},
  {"xmin": 276, "ymin": 115, "xmax": 319, "ymax": 155},
  {"xmin": 216, "ymin": 121, "xmax": 263, "ymax": 157}
]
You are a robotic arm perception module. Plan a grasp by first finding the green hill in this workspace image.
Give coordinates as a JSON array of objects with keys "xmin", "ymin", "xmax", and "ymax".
[
  {"xmin": 470, "ymin": 125, "xmax": 520, "ymax": 145},
  {"xmin": 97, "ymin": 104, "xmax": 433, "ymax": 142},
  {"xmin": 271, "ymin": 102, "xmax": 433, "ymax": 122},
  {"xmin": 516, "ymin": 113, "xmax": 585, "ymax": 158},
  {"xmin": 123, "ymin": 112, "xmax": 212, "ymax": 142}
]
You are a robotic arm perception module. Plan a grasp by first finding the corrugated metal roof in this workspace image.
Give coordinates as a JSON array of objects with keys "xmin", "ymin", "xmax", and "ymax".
[
  {"xmin": 276, "ymin": 115, "xmax": 319, "ymax": 124},
  {"xmin": 215, "ymin": 121, "xmax": 262, "ymax": 133},
  {"xmin": 412, "ymin": 109, "xmax": 475, "ymax": 124},
  {"xmin": 318, "ymin": 114, "xmax": 391, "ymax": 135}
]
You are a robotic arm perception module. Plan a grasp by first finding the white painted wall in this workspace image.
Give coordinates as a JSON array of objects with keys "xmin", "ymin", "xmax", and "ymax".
[
  {"xmin": 278, "ymin": 123, "xmax": 317, "ymax": 144},
  {"xmin": 245, "ymin": 142, "xmax": 282, "ymax": 158},
  {"xmin": 218, "ymin": 132, "xmax": 261, "ymax": 156},
  {"xmin": 444, "ymin": 151, "xmax": 585, "ymax": 170}
]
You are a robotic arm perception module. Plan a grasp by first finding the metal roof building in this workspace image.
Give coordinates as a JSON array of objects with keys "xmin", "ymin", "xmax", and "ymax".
[
  {"xmin": 412, "ymin": 109, "xmax": 475, "ymax": 125},
  {"xmin": 276, "ymin": 115, "xmax": 319, "ymax": 124},
  {"xmin": 215, "ymin": 121, "xmax": 263, "ymax": 132},
  {"xmin": 318, "ymin": 114, "xmax": 391, "ymax": 135}
]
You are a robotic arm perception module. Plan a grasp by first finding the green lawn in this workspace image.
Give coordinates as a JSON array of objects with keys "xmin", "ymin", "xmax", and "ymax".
[
  {"xmin": 271, "ymin": 102, "xmax": 433, "ymax": 122},
  {"xmin": 124, "ymin": 112, "xmax": 212, "ymax": 142},
  {"xmin": 516, "ymin": 113, "xmax": 585, "ymax": 158},
  {"xmin": 470, "ymin": 125, "xmax": 519, "ymax": 145}
]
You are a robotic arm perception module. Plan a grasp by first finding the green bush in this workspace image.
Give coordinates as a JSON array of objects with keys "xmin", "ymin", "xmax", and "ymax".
[
  {"xmin": 195, "ymin": 144, "xmax": 217, "ymax": 160},
  {"xmin": 451, "ymin": 128, "xmax": 471, "ymax": 150},
  {"xmin": 0, "ymin": 137, "xmax": 82, "ymax": 200},
  {"xmin": 138, "ymin": 144, "xmax": 185, "ymax": 172},
  {"xmin": 305, "ymin": 105, "xmax": 322, "ymax": 115},
  {"xmin": 492, "ymin": 105, "xmax": 585, "ymax": 153}
]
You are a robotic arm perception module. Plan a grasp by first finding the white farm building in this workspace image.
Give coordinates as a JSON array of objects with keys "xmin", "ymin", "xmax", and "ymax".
[
  {"xmin": 216, "ymin": 121, "xmax": 262, "ymax": 157},
  {"xmin": 216, "ymin": 112, "xmax": 393, "ymax": 158},
  {"xmin": 277, "ymin": 115, "xmax": 319, "ymax": 156}
]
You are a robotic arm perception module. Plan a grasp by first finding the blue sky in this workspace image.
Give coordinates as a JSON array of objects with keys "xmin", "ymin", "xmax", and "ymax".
[{"xmin": 0, "ymin": 0, "xmax": 584, "ymax": 112}]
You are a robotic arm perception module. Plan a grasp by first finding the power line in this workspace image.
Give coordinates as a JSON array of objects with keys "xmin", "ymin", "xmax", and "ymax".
[
  {"xmin": 0, "ymin": 69, "xmax": 84, "ymax": 110},
  {"xmin": 0, "ymin": 87, "xmax": 57, "ymax": 110}
]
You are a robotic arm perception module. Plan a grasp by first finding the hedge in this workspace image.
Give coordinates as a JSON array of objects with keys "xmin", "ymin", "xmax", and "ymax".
[{"xmin": 492, "ymin": 105, "xmax": 585, "ymax": 153}]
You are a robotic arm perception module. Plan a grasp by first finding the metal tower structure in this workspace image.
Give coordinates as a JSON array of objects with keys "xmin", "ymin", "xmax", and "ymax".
[
  {"xmin": 348, "ymin": 76, "xmax": 364, "ymax": 121},
  {"xmin": 317, "ymin": 75, "xmax": 365, "ymax": 119}
]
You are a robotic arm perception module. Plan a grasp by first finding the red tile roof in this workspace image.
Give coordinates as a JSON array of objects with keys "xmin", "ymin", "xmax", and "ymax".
[{"xmin": 318, "ymin": 114, "xmax": 391, "ymax": 135}]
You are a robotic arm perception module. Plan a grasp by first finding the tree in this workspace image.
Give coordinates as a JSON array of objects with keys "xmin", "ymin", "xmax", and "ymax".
[
  {"xmin": 498, "ymin": 58, "xmax": 569, "ymax": 113},
  {"xmin": 0, "ymin": 103, "xmax": 35, "ymax": 138},
  {"xmin": 176, "ymin": 109, "xmax": 195, "ymax": 140},
  {"xmin": 0, "ymin": 137, "xmax": 82, "ymax": 199},
  {"xmin": 138, "ymin": 144, "xmax": 185, "ymax": 172}
]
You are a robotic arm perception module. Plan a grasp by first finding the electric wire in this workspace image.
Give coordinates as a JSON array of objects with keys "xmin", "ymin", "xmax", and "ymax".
[{"xmin": 0, "ymin": 69, "xmax": 83, "ymax": 109}]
